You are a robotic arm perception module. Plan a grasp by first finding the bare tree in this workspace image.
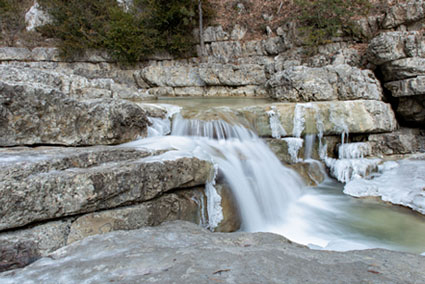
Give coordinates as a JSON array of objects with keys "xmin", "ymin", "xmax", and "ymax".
[{"xmin": 198, "ymin": 0, "xmax": 205, "ymax": 57}]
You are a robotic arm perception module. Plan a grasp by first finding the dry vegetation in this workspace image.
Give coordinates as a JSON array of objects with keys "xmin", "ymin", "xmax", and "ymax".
[{"xmin": 207, "ymin": 0, "xmax": 405, "ymax": 40}]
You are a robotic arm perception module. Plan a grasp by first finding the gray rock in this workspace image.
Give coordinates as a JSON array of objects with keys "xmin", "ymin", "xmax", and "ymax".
[
  {"xmin": 230, "ymin": 24, "xmax": 247, "ymax": 41},
  {"xmin": 1, "ymin": 221, "xmax": 424, "ymax": 284},
  {"xmin": 0, "ymin": 219, "xmax": 73, "ymax": 272},
  {"xmin": 262, "ymin": 37, "xmax": 287, "ymax": 55},
  {"xmin": 266, "ymin": 65, "xmax": 382, "ymax": 102},
  {"xmin": 367, "ymin": 31, "xmax": 425, "ymax": 65},
  {"xmin": 0, "ymin": 47, "xmax": 31, "ymax": 61},
  {"xmin": 239, "ymin": 100, "xmax": 397, "ymax": 137},
  {"xmin": 206, "ymin": 41, "xmax": 242, "ymax": 63},
  {"xmin": 0, "ymin": 146, "xmax": 213, "ymax": 230},
  {"xmin": 138, "ymin": 64, "xmax": 205, "ymax": 87},
  {"xmin": 199, "ymin": 63, "xmax": 267, "ymax": 86},
  {"xmin": 66, "ymin": 189, "xmax": 208, "ymax": 244},
  {"xmin": 382, "ymin": 57, "xmax": 425, "ymax": 81},
  {"xmin": 381, "ymin": 1, "xmax": 425, "ymax": 29},
  {"xmin": 0, "ymin": 82, "xmax": 149, "ymax": 146},
  {"xmin": 397, "ymin": 95, "xmax": 425, "ymax": 126},
  {"xmin": 368, "ymin": 128, "xmax": 425, "ymax": 155},
  {"xmin": 25, "ymin": 1, "xmax": 52, "ymax": 31},
  {"xmin": 385, "ymin": 76, "xmax": 425, "ymax": 97},
  {"xmin": 203, "ymin": 26, "xmax": 229, "ymax": 43}
]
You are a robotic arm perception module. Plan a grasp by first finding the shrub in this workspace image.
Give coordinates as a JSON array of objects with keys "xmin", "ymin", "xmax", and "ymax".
[
  {"xmin": 0, "ymin": 0, "xmax": 28, "ymax": 45},
  {"xmin": 38, "ymin": 0, "xmax": 212, "ymax": 64},
  {"xmin": 293, "ymin": 0, "xmax": 371, "ymax": 52}
]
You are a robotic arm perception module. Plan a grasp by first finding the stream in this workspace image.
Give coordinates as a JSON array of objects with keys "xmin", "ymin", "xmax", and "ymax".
[{"xmin": 130, "ymin": 97, "xmax": 425, "ymax": 253}]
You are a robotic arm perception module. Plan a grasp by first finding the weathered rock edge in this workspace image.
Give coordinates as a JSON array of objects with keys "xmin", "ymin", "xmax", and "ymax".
[
  {"xmin": 0, "ymin": 146, "xmax": 213, "ymax": 230},
  {"xmin": 1, "ymin": 221, "xmax": 424, "ymax": 284},
  {"xmin": 0, "ymin": 81, "xmax": 149, "ymax": 146}
]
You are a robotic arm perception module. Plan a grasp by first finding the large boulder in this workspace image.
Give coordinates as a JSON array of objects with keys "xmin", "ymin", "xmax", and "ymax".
[
  {"xmin": 367, "ymin": 31, "xmax": 425, "ymax": 65},
  {"xmin": 0, "ymin": 82, "xmax": 149, "ymax": 146},
  {"xmin": 1, "ymin": 221, "xmax": 424, "ymax": 283},
  {"xmin": 266, "ymin": 65, "xmax": 382, "ymax": 102},
  {"xmin": 0, "ymin": 146, "xmax": 213, "ymax": 230}
]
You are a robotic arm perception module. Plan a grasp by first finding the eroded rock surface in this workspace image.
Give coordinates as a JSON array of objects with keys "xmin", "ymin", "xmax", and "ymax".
[
  {"xmin": 1, "ymin": 221, "xmax": 424, "ymax": 284},
  {"xmin": 0, "ymin": 82, "xmax": 149, "ymax": 146},
  {"xmin": 266, "ymin": 64, "xmax": 382, "ymax": 102},
  {"xmin": 0, "ymin": 146, "xmax": 213, "ymax": 230}
]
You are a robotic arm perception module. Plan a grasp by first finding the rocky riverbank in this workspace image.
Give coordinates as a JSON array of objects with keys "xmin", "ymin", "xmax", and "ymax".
[
  {"xmin": 1, "ymin": 0, "xmax": 425, "ymax": 280},
  {"xmin": 1, "ymin": 221, "xmax": 425, "ymax": 284}
]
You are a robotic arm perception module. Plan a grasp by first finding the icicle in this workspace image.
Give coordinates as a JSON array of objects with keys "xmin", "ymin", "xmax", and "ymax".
[
  {"xmin": 204, "ymin": 164, "xmax": 223, "ymax": 230},
  {"xmin": 283, "ymin": 137, "xmax": 304, "ymax": 163},
  {"xmin": 267, "ymin": 106, "xmax": 286, "ymax": 139}
]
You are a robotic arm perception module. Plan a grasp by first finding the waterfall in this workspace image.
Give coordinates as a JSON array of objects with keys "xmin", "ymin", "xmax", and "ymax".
[
  {"xmin": 126, "ymin": 109, "xmax": 304, "ymax": 232},
  {"xmin": 125, "ymin": 102, "xmax": 425, "ymax": 253}
]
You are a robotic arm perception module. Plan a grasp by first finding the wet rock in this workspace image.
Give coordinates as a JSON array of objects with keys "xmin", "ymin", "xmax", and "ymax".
[
  {"xmin": 1, "ymin": 221, "xmax": 424, "ymax": 284},
  {"xmin": 0, "ymin": 81, "xmax": 149, "ymax": 146},
  {"xmin": 288, "ymin": 161, "xmax": 326, "ymax": 187},
  {"xmin": 266, "ymin": 64, "xmax": 382, "ymax": 102},
  {"xmin": 0, "ymin": 146, "xmax": 213, "ymax": 230},
  {"xmin": 66, "ymin": 189, "xmax": 207, "ymax": 244},
  {"xmin": 214, "ymin": 184, "xmax": 241, "ymax": 232}
]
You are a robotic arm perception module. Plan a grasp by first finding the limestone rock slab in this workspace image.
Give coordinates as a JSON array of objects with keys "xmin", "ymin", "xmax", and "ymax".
[
  {"xmin": 0, "ymin": 82, "xmax": 149, "ymax": 146},
  {"xmin": 385, "ymin": 76, "xmax": 425, "ymax": 97},
  {"xmin": 381, "ymin": 58, "xmax": 425, "ymax": 81},
  {"xmin": 0, "ymin": 146, "xmax": 213, "ymax": 230},
  {"xmin": 66, "ymin": 189, "xmax": 207, "ymax": 244},
  {"xmin": 1, "ymin": 221, "xmax": 424, "ymax": 284},
  {"xmin": 238, "ymin": 100, "xmax": 397, "ymax": 137},
  {"xmin": 266, "ymin": 65, "xmax": 382, "ymax": 102},
  {"xmin": 367, "ymin": 31, "xmax": 425, "ymax": 65},
  {"xmin": 199, "ymin": 63, "xmax": 267, "ymax": 86}
]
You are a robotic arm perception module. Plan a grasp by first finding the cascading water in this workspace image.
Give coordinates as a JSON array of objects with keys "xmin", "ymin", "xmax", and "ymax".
[
  {"xmin": 124, "ymin": 101, "xmax": 425, "ymax": 253},
  {"xmin": 128, "ymin": 112, "xmax": 304, "ymax": 232}
]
